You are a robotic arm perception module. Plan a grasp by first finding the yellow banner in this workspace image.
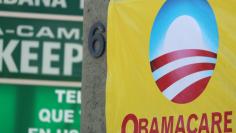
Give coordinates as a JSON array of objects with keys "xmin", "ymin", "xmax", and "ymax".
[{"xmin": 106, "ymin": 0, "xmax": 236, "ymax": 132}]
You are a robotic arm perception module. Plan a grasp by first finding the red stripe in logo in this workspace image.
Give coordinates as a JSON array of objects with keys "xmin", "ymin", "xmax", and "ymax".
[
  {"xmin": 151, "ymin": 49, "xmax": 217, "ymax": 72},
  {"xmin": 150, "ymin": 49, "xmax": 217, "ymax": 104}
]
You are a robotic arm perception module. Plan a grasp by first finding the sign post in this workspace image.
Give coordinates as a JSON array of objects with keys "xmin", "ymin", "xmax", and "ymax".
[{"xmin": 81, "ymin": 0, "xmax": 108, "ymax": 133}]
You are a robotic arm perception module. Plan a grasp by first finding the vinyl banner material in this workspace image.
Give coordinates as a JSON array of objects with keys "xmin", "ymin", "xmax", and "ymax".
[{"xmin": 106, "ymin": 0, "xmax": 236, "ymax": 132}]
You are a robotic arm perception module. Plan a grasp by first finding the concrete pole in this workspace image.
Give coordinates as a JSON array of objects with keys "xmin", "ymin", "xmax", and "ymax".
[{"xmin": 81, "ymin": 0, "xmax": 109, "ymax": 133}]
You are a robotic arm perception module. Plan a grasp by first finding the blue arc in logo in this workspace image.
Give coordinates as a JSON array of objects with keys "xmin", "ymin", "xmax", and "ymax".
[{"xmin": 150, "ymin": 0, "xmax": 218, "ymax": 61}]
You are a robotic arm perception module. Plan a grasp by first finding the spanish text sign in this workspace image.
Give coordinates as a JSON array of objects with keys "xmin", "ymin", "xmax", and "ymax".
[
  {"xmin": 106, "ymin": 0, "xmax": 236, "ymax": 132},
  {"xmin": 0, "ymin": 0, "xmax": 83, "ymax": 132}
]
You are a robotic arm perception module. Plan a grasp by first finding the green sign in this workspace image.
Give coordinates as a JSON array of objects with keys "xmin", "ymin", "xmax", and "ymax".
[
  {"xmin": 0, "ymin": 86, "xmax": 81, "ymax": 133},
  {"xmin": 0, "ymin": 0, "xmax": 83, "ymax": 15},
  {"xmin": 0, "ymin": 1, "xmax": 83, "ymax": 133}
]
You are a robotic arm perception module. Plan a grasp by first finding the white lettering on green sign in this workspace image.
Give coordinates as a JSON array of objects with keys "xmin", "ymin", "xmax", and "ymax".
[
  {"xmin": 28, "ymin": 128, "xmax": 79, "ymax": 133},
  {"xmin": 0, "ymin": 40, "xmax": 82, "ymax": 76},
  {"xmin": 0, "ymin": 39, "xmax": 18, "ymax": 73},
  {"xmin": 16, "ymin": 25, "xmax": 80, "ymax": 40},
  {"xmin": 21, "ymin": 40, "xmax": 38, "ymax": 74},
  {"xmin": 0, "ymin": 0, "xmax": 67, "ymax": 8},
  {"xmin": 80, "ymin": 0, "xmax": 83, "ymax": 9},
  {"xmin": 55, "ymin": 90, "xmax": 81, "ymax": 104},
  {"xmin": 0, "ymin": 28, "xmax": 3, "ymax": 36}
]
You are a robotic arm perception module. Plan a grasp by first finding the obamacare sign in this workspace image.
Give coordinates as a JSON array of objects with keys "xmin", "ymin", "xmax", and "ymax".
[{"xmin": 106, "ymin": 0, "xmax": 236, "ymax": 133}]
